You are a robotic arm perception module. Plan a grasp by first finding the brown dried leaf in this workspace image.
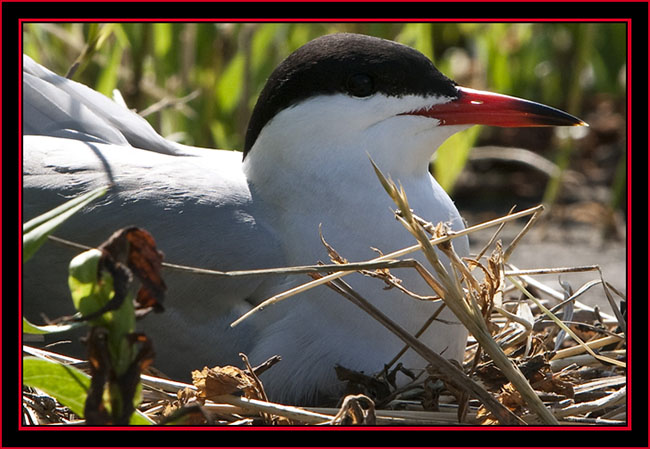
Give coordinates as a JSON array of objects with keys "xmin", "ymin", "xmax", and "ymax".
[
  {"xmin": 177, "ymin": 387, "xmax": 197, "ymax": 403},
  {"xmin": 318, "ymin": 226, "xmax": 348, "ymax": 264},
  {"xmin": 518, "ymin": 353, "xmax": 550, "ymax": 378},
  {"xmin": 499, "ymin": 383, "xmax": 525, "ymax": 409},
  {"xmin": 99, "ymin": 227, "xmax": 166, "ymax": 313},
  {"xmin": 476, "ymin": 406, "xmax": 500, "ymax": 425},
  {"xmin": 533, "ymin": 375, "xmax": 575, "ymax": 399},
  {"xmin": 332, "ymin": 394, "xmax": 376, "ymax": 425},
  {"xmin": 125, "ymin": 229, "xmax": 166, "ymax": 310},
  {"xmin": 192, "ymin": 366, "xmax": 258, "ymax": 401},
  {"xmin": 488, "ymin": 242, "xmax": 505, "ymax": 309}
]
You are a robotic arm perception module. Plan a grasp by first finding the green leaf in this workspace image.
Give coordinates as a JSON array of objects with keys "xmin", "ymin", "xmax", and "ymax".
[
  {"xmin": 68, "ymin": 248, "xmax": 136, "ymax": 376},
  {"xmin": 132, "ymin": 409, "xmax": 155, "ymax": 425},
  {"xmin": 23, "ymin": 357, "xmax": 154, "ymax": 425},
  {"xmin": 251, "ymin": 23, "xmax": 278, "ymax": 72},
  {"xmin": 433, "ymin": 126, "xmax": 481, "ymax": 192},
  {"xmin": 96, "ymin": 44, "xmax": 122, "ymax": 97},
  {"xmin": 23, "ymin": 357, "xmax": 90, "ymax": 418},
  {"xmin": 215, "ymin": 53, "xmax": 244, "ymax": 114},
  {"xmin": 153, "ymin": 23, "xmax": 173, "ymax": 59},
  {"xmin": 397, "ymin": 23, "xmax": 433, "ymax": 60},
  {"xmin": 22, "ymin": 317, "xmax": 84, "ymax": 335},
  {"xmin": 68, "ymin": 248, "xmax": 109, "ymax": 317},
  {"xmin": 68, "ymin": 248, "xmax": 135, "ymax": 335},
  {"xmin": 22, "ymin": 185, "xmax": 109, "ymax": 262}
]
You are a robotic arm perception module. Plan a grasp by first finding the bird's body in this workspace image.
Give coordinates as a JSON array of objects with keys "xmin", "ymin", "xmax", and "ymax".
[{"xmin": 22, "ymin": 33, "xmax": 583, "ymax": 404}]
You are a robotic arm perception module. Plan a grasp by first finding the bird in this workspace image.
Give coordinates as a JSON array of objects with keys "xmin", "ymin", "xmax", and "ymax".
[{"xmin": 22, "ymin": 32, "xmax": 585, "ymax": 405}]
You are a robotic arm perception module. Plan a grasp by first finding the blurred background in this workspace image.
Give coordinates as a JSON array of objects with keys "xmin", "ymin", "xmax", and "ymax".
[{"xmin": 23, "ymin": 22, "xmax": 627, "ymax": 300}]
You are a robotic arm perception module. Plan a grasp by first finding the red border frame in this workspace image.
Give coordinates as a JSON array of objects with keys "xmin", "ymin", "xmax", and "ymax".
[{"xmin": 16, "ymin": 17, "xmax": 632, "ymax": 433}]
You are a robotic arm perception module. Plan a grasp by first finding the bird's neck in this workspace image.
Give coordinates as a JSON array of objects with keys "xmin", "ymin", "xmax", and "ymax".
[
  {"xmin": 243, "ymin": 141, "xmax": 463, "ymax": 267},
  {"xmin": 242, "ymin": 123, "xmax": 433, "ymax": 217},
  {"xmin": 241, "ymin": 95, "xmax": 469, "ymax": 263}
]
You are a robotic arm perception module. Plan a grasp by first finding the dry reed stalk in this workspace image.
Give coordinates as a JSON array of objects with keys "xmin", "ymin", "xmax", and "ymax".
[
  {"xmin": 229, "ymin": 204, "xmax": 545, "ymax": 328},
  {"xmin": 369, "ymin": 160, "xmax": 560, "ymax": 425}
]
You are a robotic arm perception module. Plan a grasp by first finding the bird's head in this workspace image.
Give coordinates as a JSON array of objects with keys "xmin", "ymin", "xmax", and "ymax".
[{"xmin": 243, "ymin": 33, "xmax": 585, "ymax": 180}]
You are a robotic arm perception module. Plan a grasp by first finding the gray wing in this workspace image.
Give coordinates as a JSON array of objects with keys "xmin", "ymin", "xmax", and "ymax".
[
  {"xmin": 22, "ymin": 57, "xmax": 288, "ymax": 379},
  {"xmin": 23, "ymin": 54, "xmax": 183, "ymax": 155}
]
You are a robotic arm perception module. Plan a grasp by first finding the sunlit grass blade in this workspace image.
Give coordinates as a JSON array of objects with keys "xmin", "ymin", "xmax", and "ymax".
[{"xmin": 22, "ymin": 185, "xmax": 109, "ymax": 262}]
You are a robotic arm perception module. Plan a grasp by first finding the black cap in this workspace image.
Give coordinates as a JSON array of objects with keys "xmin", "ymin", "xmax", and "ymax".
[{"xmin": 243, "ymin": 33, "xmax": 458, "ymax": 158}]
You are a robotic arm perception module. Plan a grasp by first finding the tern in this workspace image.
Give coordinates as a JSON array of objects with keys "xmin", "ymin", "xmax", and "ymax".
[{"xmin": 22, "ymin": 33, "xmax": 584, "ymax": 404}]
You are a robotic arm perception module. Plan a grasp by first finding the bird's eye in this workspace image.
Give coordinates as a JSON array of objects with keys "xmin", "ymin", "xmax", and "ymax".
[{"xmin": 346, "ymin": 73, "xmax": 375, "ymax": 97}]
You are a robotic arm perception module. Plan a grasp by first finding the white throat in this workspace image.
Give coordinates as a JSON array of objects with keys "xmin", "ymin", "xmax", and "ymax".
[{"xmin": 243, "ymin": 93, "xmax": 470, "ymax": 265}]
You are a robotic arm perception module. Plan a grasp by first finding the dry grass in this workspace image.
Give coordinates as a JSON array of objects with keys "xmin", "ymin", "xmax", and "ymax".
[{"xmin": 22, "ymin": 191, "xmax": 627, "ymax": 426}]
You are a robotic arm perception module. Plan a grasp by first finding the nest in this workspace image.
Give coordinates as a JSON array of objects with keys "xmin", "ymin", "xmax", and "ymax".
[{"xmin": 22, "ymin": 169, "xmax": 626, "ymax": 426}]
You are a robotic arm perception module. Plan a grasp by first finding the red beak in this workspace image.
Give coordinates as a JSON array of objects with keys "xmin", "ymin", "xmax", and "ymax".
[{"xmin": 408, "ymin": 86, "xmax": 587, "ymax": 128}]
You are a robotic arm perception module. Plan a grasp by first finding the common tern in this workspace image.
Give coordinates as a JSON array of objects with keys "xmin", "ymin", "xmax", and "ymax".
[{"xmin": 22, "ymin": 33, "xmax": 584, "ymax": 404}]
